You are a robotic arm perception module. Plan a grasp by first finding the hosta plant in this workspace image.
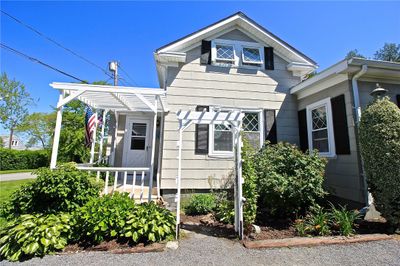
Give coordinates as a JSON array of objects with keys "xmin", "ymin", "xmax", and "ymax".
[{"xmin": 0, "ymin": 213, "xmax": 73, "ymax": 262}]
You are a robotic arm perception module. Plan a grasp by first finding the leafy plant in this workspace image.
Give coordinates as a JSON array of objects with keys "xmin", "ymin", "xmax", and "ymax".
[
  {"xmin": 73, "ymin": 193, "xmax": 137, "ymax": 244},
  {"xmin": 306, "ymin": 206, "xmax": 331, "ymax": 236},
  {"xmin": 184, "ymin": 194, "xmax": 216, "ymax": 215},
  {"xmin": 330, "ymin": 204, "xmax": 359, "ymax": 236},
  {"xmin": 254, "ymin": 142, "xmax": 327, "ymax": 218},
  {"xmin": 1, "ymin": 163, "xmax": 103, "ymax": 218},
  {"xmin": 214, "ymin": 191, "xmax": 235, "ymax": 224},
  {"xmin": 0, "ymin": 213, "xmax": 72, "ymax": 261},
  {"xmin": 359, "ymin": 97, "xmax": 400, "ymax": 228},
  {"xmin": 123, "ymin": 202, "xmax": 175, "ymax": 243}
]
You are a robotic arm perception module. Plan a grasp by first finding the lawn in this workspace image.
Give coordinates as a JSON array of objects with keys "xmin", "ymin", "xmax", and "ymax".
[
  {"xmin": 0, "ymin": 169, "xmax": 35, "ymax": 174},
  {"xmin": 0, "ymin": 179, "xmax": 32, "ymax": 204}
]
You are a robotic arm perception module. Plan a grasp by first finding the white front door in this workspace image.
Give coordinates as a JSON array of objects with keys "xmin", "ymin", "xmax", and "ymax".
[{"xmin": 123, "ymin": 117, "xmax": 151, "ymax": 167}]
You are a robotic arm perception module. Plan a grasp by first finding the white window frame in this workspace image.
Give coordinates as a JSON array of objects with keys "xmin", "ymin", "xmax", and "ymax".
[
  {"xmin": 241, "ymin": 46, "xmax": 263, "ymax": 65},
  {"xmin": 208, "ymin": 108, "xmax": 264, "ymax": 157},
  {"xmin": 242, "ymin": 109, "xmax": 264, "ymax": 149},
  {"xmin": 306, "ymin": 98, "xmax": 336, "ymax": 158},
  {"xmin": 211, "ymin": 39, "xmax": 264, "ymax": 69},
  {"xmin": 11, "ymin": 140, "xmax": 18, "ymax": 146}
]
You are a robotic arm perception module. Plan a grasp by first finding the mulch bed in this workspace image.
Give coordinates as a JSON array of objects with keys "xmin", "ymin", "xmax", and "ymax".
[{"xmin": 62, "ymin": 240, "xmax": 165, "ymax": 254}]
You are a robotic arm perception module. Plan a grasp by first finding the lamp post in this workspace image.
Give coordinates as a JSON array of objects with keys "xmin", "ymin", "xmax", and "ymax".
[{"xmin": 370, "ymin": 83, "xmax": 388, "ymax": 98}]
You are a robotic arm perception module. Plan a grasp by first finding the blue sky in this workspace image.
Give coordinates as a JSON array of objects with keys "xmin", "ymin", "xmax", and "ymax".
[{"xmin": 1, "ymin": 1, "xmax": 399, "ymax": 134}]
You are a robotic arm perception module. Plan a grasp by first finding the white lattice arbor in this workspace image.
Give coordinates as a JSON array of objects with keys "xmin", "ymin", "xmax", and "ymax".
[{"xmin": 175, "ymin": 109, "xmax": 245, "ymax": 239}]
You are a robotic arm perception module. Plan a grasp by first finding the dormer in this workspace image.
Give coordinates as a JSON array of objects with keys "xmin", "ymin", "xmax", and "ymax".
[{"xmin": 154, "ymin": 12, "xmax": 317, "ymax": 87}]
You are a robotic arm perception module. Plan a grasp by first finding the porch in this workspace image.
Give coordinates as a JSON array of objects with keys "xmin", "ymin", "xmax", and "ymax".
[{"xmin": 49, "ymin": 82, "xmax": 168, "ymax": 202}]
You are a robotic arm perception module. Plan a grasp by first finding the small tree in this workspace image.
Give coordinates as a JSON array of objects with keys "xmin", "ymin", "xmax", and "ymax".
[
  {"xmin": 0, "ymin": 73, "xmax": 34, "ymax": 148},
  {"xmin": 345, "ymin": 49, "xmax": 366, "ymax": 59},
  {"xmin": 374, "ymin": 43, "xmax": 400, "ymax": 62},
  {"xmin": 359, "ymin": 97, "xmax": 400, "ymax": 228},
  {"xmin": 16, "ymin": 112, "xmax": 55, "ymax": 149}
]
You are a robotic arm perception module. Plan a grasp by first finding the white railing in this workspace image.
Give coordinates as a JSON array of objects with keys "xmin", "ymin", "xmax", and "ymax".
[{"xmin": 76, "ymin": 166, "xmax": 153, "ymax": 203}]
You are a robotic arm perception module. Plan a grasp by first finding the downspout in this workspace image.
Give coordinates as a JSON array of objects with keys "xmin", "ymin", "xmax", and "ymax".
[{"xmin": 351, "ymin": 65, "xmax": 369, "ymax": 206}]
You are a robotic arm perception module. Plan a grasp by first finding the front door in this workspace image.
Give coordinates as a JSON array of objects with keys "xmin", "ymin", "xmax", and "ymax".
[{"xmin": 123, "ymin": 118, "xmax": 150, "ymax": 167}]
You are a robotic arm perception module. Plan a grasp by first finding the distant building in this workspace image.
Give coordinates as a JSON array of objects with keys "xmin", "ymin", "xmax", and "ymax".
[{"xmin": 0, "ymin": 135, "xmax": 27, "ymax": 150}]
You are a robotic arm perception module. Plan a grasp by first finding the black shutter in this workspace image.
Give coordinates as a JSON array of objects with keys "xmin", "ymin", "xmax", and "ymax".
[
  {"xmin": 264, "ymin": 47, "xmax": 274, "ymax": 70},
  {"xmin": 195, "ymin": 106, "xmax": 209, "ymax": 154},
  {"xmin": 331, "ymin": 95, "xmax": 351, "ymax": 155},
  {"xmin": 200, "ymin": 40, "xmax": 211, "ymax": 65},
  {"xmin": 264, "ymin": 109, "xmax": 277, "ymax": 144},
  {"xmin": 396, "ymin": 95, "xmax": 400, "ymax": 108},
  {"xmin": 298, "ymin": 109, "xmax": 308, "ymax": 152}
]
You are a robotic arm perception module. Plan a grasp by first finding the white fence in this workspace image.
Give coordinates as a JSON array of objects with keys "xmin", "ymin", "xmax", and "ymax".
[{"xmin": 77, "ymin": 166, "xmax": 153, "ymax": 203}]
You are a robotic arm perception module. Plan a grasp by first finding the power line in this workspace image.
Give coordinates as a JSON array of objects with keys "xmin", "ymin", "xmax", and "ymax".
[
  {"xmin": 1, "ymin": 43, "xmax": 87, "ymax": 83},
  {"xmin": 1, "ymin": 10, "xmax": 113, "ymax": 79},
  {"xmin": 118, "ymin": 64, "xmax": 138, "ymax": 86}
]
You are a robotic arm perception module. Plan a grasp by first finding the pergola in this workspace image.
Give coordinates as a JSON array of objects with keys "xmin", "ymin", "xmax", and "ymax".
[
  {"xmin": 175, "ymin": 109, "xmax": 245, "ymax": 239},
  {"xmin": 49, "ymin": 82, "xmax": 167, "ymax": 199}
]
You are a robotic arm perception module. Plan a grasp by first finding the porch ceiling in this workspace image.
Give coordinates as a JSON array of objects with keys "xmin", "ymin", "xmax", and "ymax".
[{"xmin": 50, "ymin": 82, "xmax": 168, "ymax": 113}]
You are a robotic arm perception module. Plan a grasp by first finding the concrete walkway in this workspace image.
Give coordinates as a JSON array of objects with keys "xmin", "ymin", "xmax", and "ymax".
[
  {"xmin": 2, "ymin": 230, "xmax": 399, "ymax": 266},
  {"xmin": 0, "ymin": 172, "xmax": 36, "ymax": 181}
]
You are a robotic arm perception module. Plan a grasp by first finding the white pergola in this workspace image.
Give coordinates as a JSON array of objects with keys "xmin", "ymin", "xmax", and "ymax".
[
  {"xmin": 175, "ymin": 109, "xmax": 245, "ymax": 239},
  {"xmin": 49, "ymin": 82, "xmax": 167, "ymax": 199}
]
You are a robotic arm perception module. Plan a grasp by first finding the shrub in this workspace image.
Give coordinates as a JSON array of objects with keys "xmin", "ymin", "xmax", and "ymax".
[
  {"xmin": 1, "ymin": 163, "xmax": 103, "ymax": 218},
  {"xmin": 0, "ymin": 213, "xmax": 72, "ymax": 261},
  {"xmin": 254, "ymin": 142, "xmax": 327, "ymax": 218},
  {"xmin": 74, "ymin": 193, "xmax": 175, "ymax": 244},
  {"xmin": 184, "ymin": 194, "xmax": 216, "ymax": 215},
  {"xmin": 0, "ymin": 148, "xmax": 49, "ymax": 170},
  {"xmin": 73, "ymin": 193, "xmax": 137, "ymax": 244},
  {"xmin": 241, "ymin": 137, "xmax": 259, "ymax": 227},
  {"xmin": 359, "ymin": 97, "xmax": 400, "ymax": 228}
]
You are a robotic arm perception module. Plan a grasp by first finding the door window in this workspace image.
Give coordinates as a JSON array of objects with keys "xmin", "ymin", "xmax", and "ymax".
[{"xmin": 130, "ymin": 123, "xmax": 146, "ymax": 150}]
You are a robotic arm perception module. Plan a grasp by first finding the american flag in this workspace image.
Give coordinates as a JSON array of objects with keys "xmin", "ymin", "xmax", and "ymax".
[{"xmin": 85, "ymin": 106, "xmax": 98, "ymax": 147}]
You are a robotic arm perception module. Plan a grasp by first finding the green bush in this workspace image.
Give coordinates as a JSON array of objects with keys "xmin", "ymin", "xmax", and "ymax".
[
  {"xmin": 184, "ymin": 194, "xmax": 216, "ymax": 215},
  {"xmin": 0, "ymin": 148, "xmax": 49, "ymax": 170},
  {"xmin": 0, "ymin": 213, "xmax": 73, "ymax": 261},
  {"xmin": 1, "ymin": 163, "xmax": 103, "ymax": 218},
  {"xmin": 73, "ymin": 193, "xmax": 136, "ymax": 244},
  {"xmin": 359, "ymin": 97, "xmax": 400, "ymax": 228},
  {"xmin": 241, "ymin": 137, "xmax": 259, "ymax": 227},
  {"xmin": 330, "ymin": 204, "xmax": 359, "ymax": 236},
  {"xmin": 74, "ymin": 193, "xmax": 175, "ymax": 244},
  {"xmin": 254, "ymin": 142, "xmax": 327, "ymax": 218}
]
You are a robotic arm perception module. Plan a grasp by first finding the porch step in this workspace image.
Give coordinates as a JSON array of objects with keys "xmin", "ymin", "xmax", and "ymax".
[{"xmin": 108, "ymin": 185, "xmax": 158, "ymax": 203}]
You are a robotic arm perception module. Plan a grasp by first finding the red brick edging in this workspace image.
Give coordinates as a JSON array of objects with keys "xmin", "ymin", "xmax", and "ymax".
[{"xmin": 243, "ymin": 234, "xmax": 394, "ymax": 249}]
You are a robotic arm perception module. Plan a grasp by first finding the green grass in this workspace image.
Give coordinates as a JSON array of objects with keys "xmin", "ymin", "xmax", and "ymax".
[
  {"xmin": 0, "ymin": 169, "xmax": 35, "ymax": 174},
  {"xmin": 0, "ymin": 179, "xmax": 32, "ymax": 204}
]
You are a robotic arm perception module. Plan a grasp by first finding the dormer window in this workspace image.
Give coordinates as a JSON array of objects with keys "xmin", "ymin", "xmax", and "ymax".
[
  {"xmin": 215, "ymin": 44, "xmax": 235, "ymax": 64},
  {"xmin": 211, "ymin": 39, "xmax": 264, "ymax": 69},
  {"xmin": 242, "ymin": 47, "xmax": 262, "ymax": 65}
]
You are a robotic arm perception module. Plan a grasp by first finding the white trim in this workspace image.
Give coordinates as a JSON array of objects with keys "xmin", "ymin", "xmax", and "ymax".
[{"xmin": 306, "ymin": 98, "xmax": 336, "ymax": 158}]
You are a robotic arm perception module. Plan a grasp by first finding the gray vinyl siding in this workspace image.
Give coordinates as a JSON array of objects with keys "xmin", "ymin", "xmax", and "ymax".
[
  {"xmin": 161, "ymin": 36, "xmax": 301, "ymax": 189},
  {"xmin": 358, "ymin": 81, "xmax": 400, "ymax": 109},
  {"xmin": 218, "ymin": 29, "xmax": 256, "ymax": 42},
  {"xmin": 297, "ymin": 80, "xmax": 365, "ymax": 204}
]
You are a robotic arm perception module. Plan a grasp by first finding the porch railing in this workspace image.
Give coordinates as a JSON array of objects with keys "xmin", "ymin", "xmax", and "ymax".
[{"xmin": 76, "ymin": 166, "xmax": 153, "ymax": 203}]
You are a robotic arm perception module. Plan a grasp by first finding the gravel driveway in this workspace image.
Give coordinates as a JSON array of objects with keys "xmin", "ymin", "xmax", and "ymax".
[{"xmin": 1, "ymin": 231, "xmax": 399, "ymax": 266}]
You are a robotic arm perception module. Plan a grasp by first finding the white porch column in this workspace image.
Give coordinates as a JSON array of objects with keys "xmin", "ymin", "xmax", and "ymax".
[
  {"xmin": 176, "ymin": 127, "xmax": 183, "ymax": 239},
  {"xmin": 148, "ymin": 98, "xmax": 158, "ymax": 202},
  {"xmin": 110, "ymin": 111, "xmax": 119, "ymax": 166},
  {"xmin": 235, "ymin": 124, "xmax": 244, "ymax": 239},
  {"xmin": 89, "ymin": 112, "xmax": 98, "ymax": 164},
  {"xmin": 156, "ymin": 112, "xmax": 165, "ymax": 198},
  {"xmin": 50, "ymin": 93, "xmax": 64, "ymax": 169},
  {"xmin": 98, "ymin": 110, "xmax": 108, "ymax": 163}
]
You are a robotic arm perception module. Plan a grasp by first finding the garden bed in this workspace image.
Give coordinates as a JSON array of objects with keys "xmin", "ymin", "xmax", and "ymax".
[{"xmin": 62, "ymin": 241, "xmax": 165, "ymax": 254}]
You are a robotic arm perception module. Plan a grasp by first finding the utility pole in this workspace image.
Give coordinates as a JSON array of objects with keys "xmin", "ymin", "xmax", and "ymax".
[{"xmin": 109, "ymin": 61, "xmax": 118, "ymax": 86}]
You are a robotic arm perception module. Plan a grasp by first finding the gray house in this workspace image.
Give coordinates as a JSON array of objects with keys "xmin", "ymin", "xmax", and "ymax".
[{"xmin": 49, "ymin": 12, "xmax": 400, "ymax": 207}]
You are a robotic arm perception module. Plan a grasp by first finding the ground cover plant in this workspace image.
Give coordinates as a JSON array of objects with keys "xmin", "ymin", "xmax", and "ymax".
[
  {"xmin": 184, "ymin": 194, "xmax": 216, "ymax": 215},
  {"xmin": 359, "ymin": 97, "xmax": 400, "ymax": 229}
]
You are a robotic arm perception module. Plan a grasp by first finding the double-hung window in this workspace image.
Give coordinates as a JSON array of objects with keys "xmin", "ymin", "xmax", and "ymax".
[
  {"xmin": 306, "ymin": 98, "xmax": 336, "ymax": 157},
  {"xmin": 242, "ymin": 111, "xmax": 262, "ymax": 149}
]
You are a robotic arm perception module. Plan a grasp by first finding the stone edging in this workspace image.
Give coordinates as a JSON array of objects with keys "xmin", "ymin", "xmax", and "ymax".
[{"xmin": 243, "ymin": 234, "xmax": 394, "ymax": 249}]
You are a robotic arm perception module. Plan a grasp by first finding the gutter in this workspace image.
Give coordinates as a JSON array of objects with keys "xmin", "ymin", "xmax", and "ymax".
[{"xmin": 351, "ymin": 65, "xmax": 371, "ymax": 207}]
